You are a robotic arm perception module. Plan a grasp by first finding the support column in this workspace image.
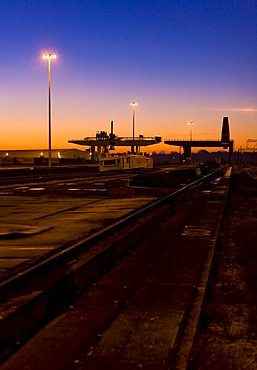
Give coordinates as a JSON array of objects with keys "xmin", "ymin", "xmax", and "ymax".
[
  {"xmin": 97, "ymin": 144, "xmax": 102, "ymax": 159},
  {"xmin": 228, "ymin": 142, "xmax": 234, "ymax": 163},
  {"xmin": 90, "ymin": 146, "xmax": 95, "ymax": 162},
  {"xmin": 183, "ymin": 145, "xmax": 192, "ymax": 164}
]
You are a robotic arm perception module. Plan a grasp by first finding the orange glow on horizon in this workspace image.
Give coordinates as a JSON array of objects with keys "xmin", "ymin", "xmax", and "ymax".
[{"xmin": 0, "ymin": 113, "xmax": 255, "ymax": 152}]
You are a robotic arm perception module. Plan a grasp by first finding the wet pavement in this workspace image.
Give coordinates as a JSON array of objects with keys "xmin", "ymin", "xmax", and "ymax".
[{"xmin": 0, "ymin": 194, "xmax": 155, "ymax": 279}]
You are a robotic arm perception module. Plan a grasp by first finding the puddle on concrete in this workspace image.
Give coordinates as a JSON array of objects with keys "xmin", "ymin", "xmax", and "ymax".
[
  {"xmin": 182, "ymin": 224, "xmax": 212, "ymax": 237},
  {"xmin": 84, "ymin": 188, "xmax": 108, "ymax": 192},
  {"xmin": 201, "ymin": 190, "xmax": 212, "ymax": 194},
  {"xmin": 0, "ymin": 224, "xmax": 53, "ymax": 238},
  {"xmin": 28, "ymin": 188, "xmax": 46, "ymax": 191}
]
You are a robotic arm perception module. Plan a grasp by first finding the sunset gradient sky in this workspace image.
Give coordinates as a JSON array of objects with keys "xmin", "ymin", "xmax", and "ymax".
[{"xmin": 1, "ymin": 0, "xmax": 256, "ymax": 153}]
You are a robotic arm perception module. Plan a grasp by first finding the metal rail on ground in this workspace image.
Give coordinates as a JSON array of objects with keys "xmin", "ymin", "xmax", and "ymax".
[
  {"xmin": 0, "ymin": 166, "xmax": 227, "ymax": 296},
  {"xmin": 0, "ymin": 166, "xmax": 229, "ymax": 364}
]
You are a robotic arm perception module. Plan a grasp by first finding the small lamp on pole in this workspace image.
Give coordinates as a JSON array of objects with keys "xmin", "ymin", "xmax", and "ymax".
[{"xmin": 188, "ymin": 121, "xmax": 194, "ymax": 141}]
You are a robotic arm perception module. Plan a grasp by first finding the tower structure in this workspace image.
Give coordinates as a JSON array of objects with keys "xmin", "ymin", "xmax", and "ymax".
[{"xmin": 164, "ymin": 117, "xmax": 234, "ymax": 163}]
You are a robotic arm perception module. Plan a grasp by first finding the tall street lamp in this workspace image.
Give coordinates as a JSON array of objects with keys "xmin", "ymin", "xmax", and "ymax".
[
  {"xmin": 43, "ymin": 53, "xmax": 57, "ymax": 167},
  {"xmin": 130, "ymin": 101, "xmax": 138, "ymax": 154},
  {"xmin": 188, "ymin": 121, "xmax": 194, "ymax": 141}
]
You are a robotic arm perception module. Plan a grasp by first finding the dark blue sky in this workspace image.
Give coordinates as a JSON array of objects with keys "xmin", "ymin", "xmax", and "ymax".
[{"xmin": 1, "ymin": 0, "xmax": 256, "ymax": 150}]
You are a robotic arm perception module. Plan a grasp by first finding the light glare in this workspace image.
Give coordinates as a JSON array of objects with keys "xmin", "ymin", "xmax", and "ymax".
[
  {"xmin": 42, "ymin": 53, "xmax": 57, "ymax": 60},
  {"xmin": 130, "ymin": 101, "xmax": 138, "ymax": 107}
]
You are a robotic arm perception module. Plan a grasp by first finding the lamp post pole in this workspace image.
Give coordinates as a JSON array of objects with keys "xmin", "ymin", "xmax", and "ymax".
[
  {"xmin": 43, "ymin": 53, "xmax": 56, "ymax": 167},
  {"xmin": 130, "ymin": 101, "xmax": 138, "ymax": 154},
  {"xmin": 188, "ymin": 121, "xmax": 194, "ymax": 141}
]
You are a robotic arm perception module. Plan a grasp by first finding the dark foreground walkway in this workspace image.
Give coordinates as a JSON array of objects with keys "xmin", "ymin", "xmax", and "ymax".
[{"xmin": 1, "ymin": 169, "xmax": 232, "ymax": 370}]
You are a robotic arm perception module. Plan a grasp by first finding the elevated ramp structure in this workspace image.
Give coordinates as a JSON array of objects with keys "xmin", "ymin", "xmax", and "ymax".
[
  {"xmin": 69, "ymin": 136, "xmax": 162, "ymax": 160},
  {"xmin": 68, "ymin": 121, "xmax": 161, "ymax": 160},
  {"xmin": 164, "ymin": 117, "xmax": 234, "ymax": 163}
]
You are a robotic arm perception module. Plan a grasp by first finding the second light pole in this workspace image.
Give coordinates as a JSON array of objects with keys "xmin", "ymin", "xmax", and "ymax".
[
  {"xmin": 43, "ymin": 53, "xmax": 57, "ymax": 167},
  {"xmin": 130, "ymin": 101, "xmax": 138, "ymax": 154},
  {"xmin": 188, "ymin": 121, "xmax": 194, "ymax": 141}
]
